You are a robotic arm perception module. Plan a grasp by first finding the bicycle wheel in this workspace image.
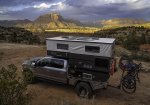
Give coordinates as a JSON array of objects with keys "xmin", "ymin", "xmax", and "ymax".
[{"xmin": 122, "ymin": 74, "xmax": 136, "ymax": 94}]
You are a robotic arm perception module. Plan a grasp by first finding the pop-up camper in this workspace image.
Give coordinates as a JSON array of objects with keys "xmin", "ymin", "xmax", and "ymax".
[
  {"xmin": 46, "ymin": 36, "xmax": 115, "ymax": 82},
  {"xmin": 46, "ymin": 36, "xmax": 115, "ymax": 58}
]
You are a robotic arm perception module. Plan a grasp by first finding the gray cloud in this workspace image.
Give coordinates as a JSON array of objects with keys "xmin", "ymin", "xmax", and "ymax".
[
  {"xmin": 59, "ymin": 2, "xmax": 150, "ymax": 22},
  {"xmin": 60, "ymin": 0, "xmax": 150, "ymax": 21},
  {"xmin": 0, "ymin": 0, "xmax": 60, "ymax": 6},
  {"xmin": 1, "ymin": 7, "xmax": 53, "ymax": 20},
  {"xmin": 0, "ymin": 0, "xmax": 150, "ymax": 21}
]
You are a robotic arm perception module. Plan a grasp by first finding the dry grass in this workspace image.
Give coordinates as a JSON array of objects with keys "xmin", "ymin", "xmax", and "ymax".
[
  {"xmin": 0, "ymin": 43, "xmax": 150, "ymax": 105},
  {"xmin": 45, "ymin": 27, "xmax": 99, "ymax": 34}
]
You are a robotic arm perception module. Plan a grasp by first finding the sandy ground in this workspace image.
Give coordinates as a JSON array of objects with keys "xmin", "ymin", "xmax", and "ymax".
[{"xmin": 0, "ymin": 43, "xmax": 150, "ymax": 105}]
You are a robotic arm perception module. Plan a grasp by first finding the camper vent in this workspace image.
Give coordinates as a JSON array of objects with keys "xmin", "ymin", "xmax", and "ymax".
[
  {"xmin": 61, "ymin": 36, "xmax": 76, "ymax": 40},
  {"xmin": 76, "ymin": 37, "xmax": 89, "ymax": 41},
  {"xmin": 62, "ymin": 36, "xmax": 69, "ymax": 39},
  {"xmin": 91, "ymin": 37, "xmax": 99, "ymax": 40}
]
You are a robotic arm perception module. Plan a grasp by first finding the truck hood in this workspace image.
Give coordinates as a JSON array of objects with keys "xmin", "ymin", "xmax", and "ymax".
[{"xmin": 22, "ymin": 57, "xmax": 43, "ymax": 67}]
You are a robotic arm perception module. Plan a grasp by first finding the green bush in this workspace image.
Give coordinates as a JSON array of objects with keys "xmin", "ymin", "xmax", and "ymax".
[
  {"xmin": 94, "ymin": 26, "xmax": 150, "ymax": 50},
  {"xmin": 0, "ymin": 26, "xmax": 40, "ymax": 44},
  {"xmin": 130, "ymin": 52, "xmax": 150, "ymax": 62},
  {"xmin": 0, "ymin": 64, "xmax": 30, "ymax": 105}
]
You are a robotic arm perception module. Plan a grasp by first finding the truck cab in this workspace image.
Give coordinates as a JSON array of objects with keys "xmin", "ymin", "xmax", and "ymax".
[
  {"xmin": 22, "ymin": 57, "xmax": 68, "ymax": 84},
  {"xmin": 34, "ymin": 57, "xmax": 68, "ymax": 83}
]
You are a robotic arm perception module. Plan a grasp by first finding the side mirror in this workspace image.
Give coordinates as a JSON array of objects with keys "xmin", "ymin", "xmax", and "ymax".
[{"xmin": 31, "ymin": 62, "xmax": 36, "ymax": 67}]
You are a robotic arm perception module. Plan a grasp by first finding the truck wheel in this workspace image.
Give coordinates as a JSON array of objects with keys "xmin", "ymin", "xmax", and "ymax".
[
  {"xmin": 75, "ymin": 82, "xmax": 92, "ymax": 98},
  {"xmin": 23, "ymin": 70, "xmax": 35, "ymax": 84},
  {"xmin": 103, "ymin": 85, "xmax": 108, "ymax": 90}
]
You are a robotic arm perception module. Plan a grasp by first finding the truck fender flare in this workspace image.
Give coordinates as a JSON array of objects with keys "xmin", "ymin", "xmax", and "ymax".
[{"xmin": 74, "ymin": 80, "xmax": 93, "ymax": 91}]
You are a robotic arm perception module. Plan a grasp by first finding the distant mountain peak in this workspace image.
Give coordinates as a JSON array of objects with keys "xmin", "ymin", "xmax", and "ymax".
[
  {"xmin": 0, "ymin": 19, "xmax": 32, "ymax": 27},
  {"xmin": 34, "ymin": 12, "xmax": 64, "ymax": 23},
  {"xmin": 100, "ymin": 18, "xmax": 147, "ymax": 26}
]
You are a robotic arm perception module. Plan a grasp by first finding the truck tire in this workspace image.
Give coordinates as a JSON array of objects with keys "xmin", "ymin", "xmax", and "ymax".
[
  {"xmin": 75, "ymin": 82, "xmax": 92, "ymax": 98},
  {"xmin": 103, "ymin": 84, "xmax": 108, "ymax": 90}
]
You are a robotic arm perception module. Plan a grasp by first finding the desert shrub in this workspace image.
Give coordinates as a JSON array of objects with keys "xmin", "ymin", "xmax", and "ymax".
[
  {"xmin": 0, "ymin": 52, "xmax": 4, "ymax": 60},
  {"xmin": 0, "ymin": 26, "xmax": 40, "ymax": 44},
  {"xmin": 130, "ymin": 52, "xmax": 150, "ymax": 62},
  {"xmin": 94, "ymin": 26, "xmax": 150, "ymax": 50},
  {"xmin": 0, "ymin": 64, "xmax": 30, "ymax": 105}
]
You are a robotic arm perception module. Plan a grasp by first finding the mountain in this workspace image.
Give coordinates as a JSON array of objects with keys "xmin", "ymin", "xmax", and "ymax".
[
  {"xmin": 136, "ymin": 22, "xmax": 150, "ymax": 28},
  {"xmin": 82, "ymin": 22, "xmax": 102, "ymax": 27},
  {"xmin": 0, "ymin": 19, "xmax": 32, "ymax": 27},
  {"xmin": 19, "ymin": 13, "xmax": 81, "ymax": 29},
  {"xmin": 34, "ymin": 13, "xmax": 64, "ymax": 23},
  {"xmin": 100, "ymin": 18, "xmax": 148, "ymax": 27},
  {"xmin": 0, "ymin": 13, "xmax": 81, "ymax": 30},
  {"xmin": 0, "ymin": 15, "xmax": 149, "ymax": 30},
  {"xmin": 34, "ymin": 12, "xmax": 82, "ymax": 26}
]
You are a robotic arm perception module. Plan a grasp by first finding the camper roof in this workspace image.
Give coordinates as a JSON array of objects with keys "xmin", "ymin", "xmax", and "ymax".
[{"xmin": 46, "ymin": 36, "xmax": 115, "ymax": 44}]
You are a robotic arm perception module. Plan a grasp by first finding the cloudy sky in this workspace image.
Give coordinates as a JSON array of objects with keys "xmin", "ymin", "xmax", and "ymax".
[{"xmin": 0, "ymin": 0, "xmax": 150, "ymax": 22}]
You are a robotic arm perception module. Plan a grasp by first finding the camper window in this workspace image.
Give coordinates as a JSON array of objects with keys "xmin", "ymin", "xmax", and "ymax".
[
  {"xmin": 85, "ymin": 46, "xmax": 100, "ymax": 53},
  {"xmin": 95, "ymin": 58, "xmax": 109, "ymax": 68},
  {"xmin": 57, "ymin": 43, "xmax": 68, "ymax": 50}
]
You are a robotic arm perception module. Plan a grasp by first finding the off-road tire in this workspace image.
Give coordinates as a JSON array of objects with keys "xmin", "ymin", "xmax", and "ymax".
[{"xmin": 75, "ymin": 82, "xmax": 92, "ymax": 98}]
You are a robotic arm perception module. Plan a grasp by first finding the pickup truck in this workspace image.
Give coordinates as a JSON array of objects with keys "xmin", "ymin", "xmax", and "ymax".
[{"xmin": 22, "ymin": 56, "xmax": 110, "ymax": 98}]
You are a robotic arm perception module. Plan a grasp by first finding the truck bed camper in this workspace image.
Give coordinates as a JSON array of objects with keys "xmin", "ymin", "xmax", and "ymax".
[{"xmin": 46, "ymin": 36, "xmax": 116, "ymax": 83}]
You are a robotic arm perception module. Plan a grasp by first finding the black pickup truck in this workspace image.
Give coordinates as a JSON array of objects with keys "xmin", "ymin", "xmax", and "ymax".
[
  {"xmin": 22, "ymin": 56, "xmax": 115, "ymax": 98},
  {"xmin": 22, "ymin": 36, "xmax": 116, "ymax": 98}
]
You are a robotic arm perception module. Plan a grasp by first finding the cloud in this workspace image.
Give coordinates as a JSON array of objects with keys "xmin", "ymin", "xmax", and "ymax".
[
  {"xmin": 33, "ymin": 2, "xmax": 66, "ymax": 10},
  {"xmin": 0, "ymin": 0, "xmax": 61, "ymax": 6},
  {"xmin": 0, "ymin": 10, "xmax": 4, "ymax": 14},
  {"xmin": 33, "ymin": 3, "xmax": 51, "ymax": 9},
  {"xmin": 65, "ymin": 0, "xmax": 139, "ymax": 7},
  {"xmin": 0, "ymin": 0, "xmax": 150, "ymax": 21},
  {"xmin": 61, "ymin": 0, "xmax": 150, "ymax": 21}
]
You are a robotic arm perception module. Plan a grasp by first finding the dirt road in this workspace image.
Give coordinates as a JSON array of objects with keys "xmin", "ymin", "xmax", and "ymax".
[{"xmin": 0, "ymin": 43, "xmax": 150, "ymax": 105}]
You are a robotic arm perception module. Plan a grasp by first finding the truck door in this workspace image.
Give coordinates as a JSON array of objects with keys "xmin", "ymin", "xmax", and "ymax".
[
  {"xmin": 35, "ymin": 58, "xmax": 67, "ymax": 84},
  {"xmin": 47, "ymin": 58, "xmax": 67, "ymax": 84},
  {"xmin": 34, "ymin": 57, "xmax": 52, "ymax": 79}
]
